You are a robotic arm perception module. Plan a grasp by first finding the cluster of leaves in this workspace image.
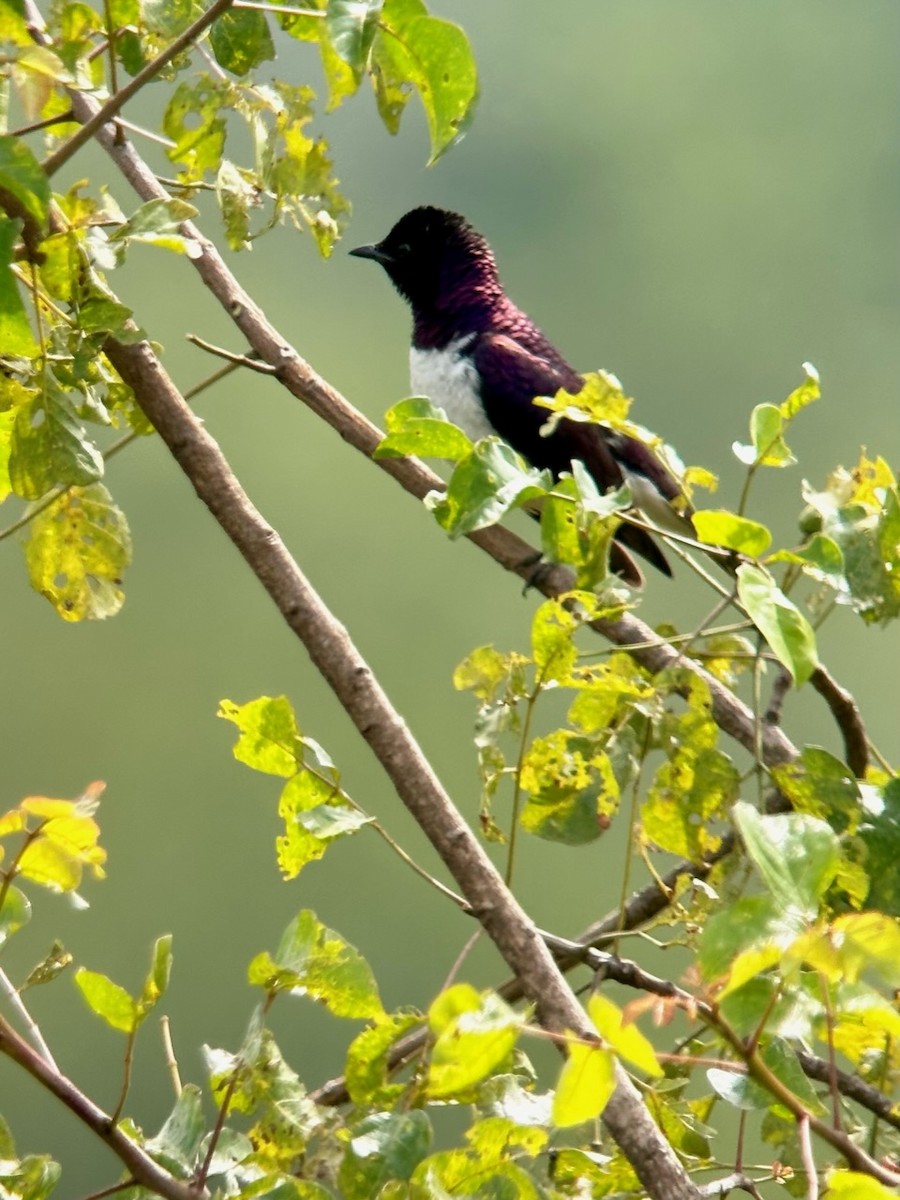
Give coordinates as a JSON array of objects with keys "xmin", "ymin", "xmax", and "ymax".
[
  {"xmin": 0, "ymin": 0, "xmax": 477, "ymax": 619},
  {"xmin": 378, "ymin": 363, "xmax": 900, "ymax": 687},
  {"xmin": 0, "ymin": 780, "xmax": 107, "ymax": 943},
  {"xmin": 0, "ymin": 677, "xmax": 898, "ymax": 1200}
]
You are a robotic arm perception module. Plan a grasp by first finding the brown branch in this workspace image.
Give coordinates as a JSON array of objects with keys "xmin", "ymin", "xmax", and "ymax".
[
  {"xmin": 0, "ymin": 1015, "xmax": 203, "ymax": 1200},
  {"xmin": 809, "ymin": 665, "xmax": 869, "ymax": 777},
  {"xmin": 764, "ymin": 667, "xmax": 792, "ymax": 729},
  {"xmin": 100, "ymin": 331, "xmax": 702, "ymax": 1200}
]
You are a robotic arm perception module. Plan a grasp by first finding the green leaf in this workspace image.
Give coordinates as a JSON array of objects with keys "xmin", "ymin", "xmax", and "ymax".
[
  {"xmin": 760, "ymin": 1037, "xmax": 825, "ymax": 1115},
  {"xmin": 697, "ymin": 894, "xmax": 787, "ymax": 981},
  {"xmin": 857, "ymin": 777, "xmax": 900, "ymax": 916},
  {"xmin": 139, "ymin": 933, "xmax": 172, "ymax": 1013},
  {"xmin": 411, "ymin": 1151, "xmax": 543, "ymax": 1199},
  {"xmin": 345, "ymin": 1010, "xmax": 422, "ymax": 1106},
  {"xmin": 218, "ymin": 695, "xmax": 302, "ymax": 777},
  {"xmin": 825, "ymin": 1171, "xmax": 899, "ymax": 1199},
  {"xmin": 143, "ymin": 0, "xmax": 194, "ymax": 37},
  {"xmin": 24, "ymin": 483, "xmax": 131, "ymax": 621},
  {"xmin": 164, "ymin": 78, "xmax": 230, "ymax": 180},
  {"xmin": 530, "ymin": 598, "xmax": 578, "ymax": 682},
  {"xmin": 146, "ymin": 1085, "xmax": 205, "ymax": 1175},
  {"xmin": 371, "ymin": 5, "xmax": 478, "ymax": 162},
  {"xmin": 779, "ymin": 360, "xmax": 820, "ymax": 420},
  {"xmin": 693, "ymin": 510, "xmax": 771, "ymax": 556},
  {"xmin": 706, "ymin": 1065, "xmax": 771, "ymax": 1111},
  {"xmin": 326, "ymin": 0, "xmax": 383, "ymax": 78},
  {"xmin": 552, "ymin": 1042, "xmax": 615, "ymax": 1127},
  {"xmin": 20, "ymin": 940, "xmax": 72, "ymax": 990},
  {"xmin": 339, "ymin": 1110, "xmax": 431, "ymax": 1200},
  {"xmin": 770, "ymin": 746, "xmax": 860, "ymax": 825},
  {"xmin": 520, "ymin": 732, "xmax": 620, "ymax": 845},
  {"xmin": 733, "ymin": 402, "xmax": 795, "ymax": 468},
  {"xmin": 0, "ymin": 218, "xmax": 38, "ymax": 355},
  {"xmin": 0, "ymin": 0, "xmax": 30, "ymax": 45},
  {"xmin": 248, "ymin": 909, "xmax": 384, "ymax": 1019},
  {"xmin": 734, "ymin": 802, "xmax": 840, "ymax": 918},
  {"xmin": 108, "ymin": 197, "xmax": 197, "ymax": 241},
  {"xmin": 204, "ymin": 1025, "xmax": 326, "ymax": 1171},
  {"xmin": 426, "ymin": 985, "xmax": 520, "ymax": 1100},
  {"xmin": 215, "ymin": 159, "xmax": 254, "ymax": 251},
  {"xmin": 0, "ymin": 134, "xmax": 50, "ymax": 234},
  {"xmin": 427, "ymin": 438, "xmax": 549, "ymax": 538},
  {"xmin": 277, "ymin": 772, "xmax": 368, "ymax": 879},
  {"xmin": 736, "ymin": 562, "xmax": 818, "ymax": 684},
  {"xmin": 374, "ymin": 397, "xmax": 473, "ymax": 460},
  {"xmin": 210, "ymin": 7, "xmax": 275, "ymax": 76},
  {"xmin": 74, "ymin": 967, "xmax": 137, "ymax": 1032},
  {"xmin": 0, "ymin": 884, "xmax": 31, "ymax": 946},
  {"xmin": 587, "ymin": 994, "xmax": 662, "ymax": 1077},
  {"xmin": 9, "ymin": 385, "xmax": 103, "ymax": 499},
  {"xmin": 0, "ymin": 1151, "xmax": 61, "ymax": 1200},
  {"xmin": 644, "ymin": 678, "xmax": 739, "ymax": 858},
  {"xmin": 767, "ymin": 533, "xmax": 844, "ymax": 579}
]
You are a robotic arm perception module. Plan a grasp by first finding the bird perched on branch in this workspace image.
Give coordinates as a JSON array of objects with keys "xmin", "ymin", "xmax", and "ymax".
[{"xmin": 350, "ymin": 206, "xmax": 694, "ymax": 584}]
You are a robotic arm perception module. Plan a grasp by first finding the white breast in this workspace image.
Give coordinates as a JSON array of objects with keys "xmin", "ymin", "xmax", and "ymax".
[{"xmin": 409, "ymin": 336, "xmax": 493, "ymax": 442}]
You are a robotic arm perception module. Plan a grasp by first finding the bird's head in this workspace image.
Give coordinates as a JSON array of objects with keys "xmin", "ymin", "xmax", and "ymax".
[{"xmin": 350, "ymin": 207, "xmax": 502, "ymax": 317}]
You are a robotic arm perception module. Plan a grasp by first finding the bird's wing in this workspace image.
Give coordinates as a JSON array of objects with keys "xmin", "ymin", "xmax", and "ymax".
[{"xmin": 472, "ymin": 334, "xmax": 673, "ymax": 577}]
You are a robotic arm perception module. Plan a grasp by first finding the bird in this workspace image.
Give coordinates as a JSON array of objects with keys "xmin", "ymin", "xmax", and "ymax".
[{"xmin": 350, "ymin": 206, "xmax": 694, "ymax": 584}]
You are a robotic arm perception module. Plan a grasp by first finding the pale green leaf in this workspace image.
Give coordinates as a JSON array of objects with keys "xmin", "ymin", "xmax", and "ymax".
[{"xmin": 737, "ymin": 563, "xmax": 817, "ymax": 684}]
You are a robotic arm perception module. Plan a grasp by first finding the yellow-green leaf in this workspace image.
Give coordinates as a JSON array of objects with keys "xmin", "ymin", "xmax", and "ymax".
[
  {"xmin": 218, "ymin": 695, "xmax": 302, "ymax": 777},
  {"xmin": 587, "ymin": 994, "xmax": 662, "ymax": 1077},
  {"xmin": 552, "ymin": 1041, "xmax": 615, "ymax": 1127},
  {"xmin": 24, "ymin": 483, "xmax": 130, "ymax": 621},
  {"xmin": 75, "ymin": 967, "xmax": 137, "ymax": 1032},
  {"xmin": 693, "ymin": 510, "xmax": 771, "ymax": 557}
]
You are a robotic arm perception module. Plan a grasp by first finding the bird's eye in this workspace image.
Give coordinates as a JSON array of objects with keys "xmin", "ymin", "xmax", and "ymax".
[{"xmin": 396, "ymin": 242, "xmax": 411, "ymax": 256}]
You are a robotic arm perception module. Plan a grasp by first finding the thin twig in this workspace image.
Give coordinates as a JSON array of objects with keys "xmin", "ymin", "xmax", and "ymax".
[
  {"xmin": 8, "ymin": 109, "xmax": 74, "ymax": 137},
  {"xmin": 187, "ymin": 334, "xmax": 277, "ymax": 374},
  {"xmin": 196, "ymin": 1066, "xmax": 240, "ymax": 1190},
  {"xmin": 110, "ymin": 1026, "xmax": 137, "ymax": 1125},
  {"xmin": 798, "ymin": 1115, "xmax": 819, "ymax": 1200},
  {"xmin": 160, "ymin": 1015, "xmax": 182, "ymax": 1098},
  {"xmin": 0, "ymin": 965, "xmax": 58, "ymax": 1070},
  {"xmin": 77, "ymin": 1179, "xmax": 137, "ymax": 1200}
]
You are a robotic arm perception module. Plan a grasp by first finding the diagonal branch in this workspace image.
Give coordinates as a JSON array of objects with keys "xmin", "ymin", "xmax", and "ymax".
[
  {"xmin": 0, "ymin": 1015, "xmax": 204, "ymax": 1200},
  {"xmin": 101, "ymin": 332, "xmax": 703, "ymax": 1200}
]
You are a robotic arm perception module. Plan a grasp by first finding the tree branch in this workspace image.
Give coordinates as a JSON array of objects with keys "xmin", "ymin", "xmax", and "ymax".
[
  {"xmin": 100, "ymin": 330, "xmax": 703, "ymax": 1200},
  {"xmin": 0, "ymin": 1015, "xmax": 203, "ymax": 1200}
]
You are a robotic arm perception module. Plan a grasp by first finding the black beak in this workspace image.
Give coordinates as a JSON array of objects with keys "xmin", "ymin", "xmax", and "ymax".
[{"xmin": 349, "ymin": 241, "xmax": 394, "ymax": 265}]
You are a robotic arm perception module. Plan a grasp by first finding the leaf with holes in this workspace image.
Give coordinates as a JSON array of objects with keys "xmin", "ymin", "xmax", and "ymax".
[{"xmin": 24, "ymin": 483, "xmax": 131, "ymax": 621}]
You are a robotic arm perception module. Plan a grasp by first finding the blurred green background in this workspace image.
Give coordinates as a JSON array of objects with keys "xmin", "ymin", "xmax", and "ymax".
[{"xmin": 3, "ymin": 1, "xmax": 900, "ymax": 1193}]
